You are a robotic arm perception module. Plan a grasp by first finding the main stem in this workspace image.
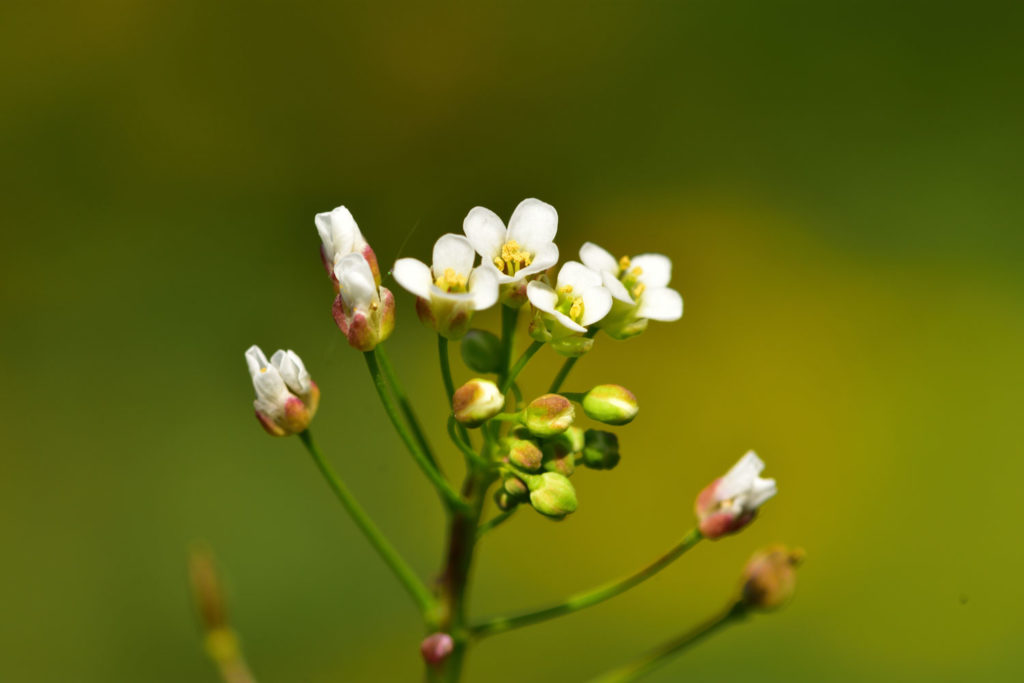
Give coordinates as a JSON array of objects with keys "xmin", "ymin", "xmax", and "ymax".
[
  {"xmin": 298, "ymin": 430, "xmax": 434, "ymax": 614},
  {"xmin": 471, "ymin": 529, "xmax": 703, "ymax": 638},
  {"xmin": 588, "ymin": 602, "xmax": 749, "ymax": 682},
  {"xmin": 429, "ymin": 467, "xmax": 493, "ymax": 682}
]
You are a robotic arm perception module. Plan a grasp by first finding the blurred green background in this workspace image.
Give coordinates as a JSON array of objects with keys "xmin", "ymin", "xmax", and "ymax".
[{"xmin": 2, "ymin": 1, "xmax": 1022, "ymax": 681}]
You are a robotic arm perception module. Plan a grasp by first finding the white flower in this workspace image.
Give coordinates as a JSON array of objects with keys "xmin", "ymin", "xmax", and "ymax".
[
  {"xmin": 315, "ymin": 206, "xmax": 380, "ymax": 285},
  {"xmin": 695, "ymin": 451, "xmax": 777, "ymax": 539},
  {"xmin": 316, "ymin": 206, "xmax": 368, "ymax": 266},
  {"xmin": 392, "ymin": 234, "xmax": 499, "ymax": 338},
  {"xmin": 332, "ymin": 253, "xmax": 395, "ymax": 351},
  {"xmin": 463, "ymin": 198, "xmax": 560, "ymax": 289},
  {"xmin": 579, "ymin": 242, "xmax": 683, "ymax": 338},
  {"xmin": 527, "ymin": 261, "xmax": 612, "ymax": 334},
  {"xmin": 245, "ymin": 345, "xmax": 319, "ymax": 436}
]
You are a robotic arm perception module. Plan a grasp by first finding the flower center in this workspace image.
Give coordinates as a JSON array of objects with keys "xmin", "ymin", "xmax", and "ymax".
[
  {"xmin": 555, "ymin": 285, "xmax": 585, "ymax": 323},
  {"xmin": 493, "ymin": 240, "xmax": 533, "ymax": 276},
  {"xmin": 618, "ymin": 255, "xmax": 646, "ymax": 300},
  {"xmin": 434, "ymin": 267, "xmax": 468, "ymax": 293}
]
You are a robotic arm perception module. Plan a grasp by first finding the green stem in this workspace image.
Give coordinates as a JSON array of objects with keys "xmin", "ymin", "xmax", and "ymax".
[
  {"xmin": 499, "ymin": 305, "xmax": 518, "ymax": 385},
  {"xmin": 476, "ymin": 508, "xmax": 515, "ymax": 540},
  {"xmin": 439, "ymin": 335, "xmax": 473, "ymax": 452},
  {"xmin": 447, "ymin": 416, "xmax": 489, "ymax": 468},
  {"xmin": 364, "ymin": 350, "xmax": 469, "ymax": 512},
  {"xmin": 548, "ymin": 329, "xmax": 598, "ymax": 393},
  {"xmin": 471, "ymin": 529, "xmax": 703, "ymax": 638},
  {"xmin": 377, "ymin": 345, "xmax": 439, "ymax": 471},
  {"xmin": 298, "ymin": 430, "xmax": 435, "ymax": 614},
  {"xmin": 588, "ymin": 602, "xmax": 749, "ymax": 683},
  {"xmin": 501, "ymin": 341, "xmax": 544, "ymax": 394}
]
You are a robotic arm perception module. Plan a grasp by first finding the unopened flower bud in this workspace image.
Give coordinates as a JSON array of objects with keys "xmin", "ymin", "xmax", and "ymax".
[
  {"xmin": 741, "ymin": 545, "xmax": 804, "ymax": 610},
  {"xmin": 505, "ymin": 437, "xmax": 543, "ymax": 471},
  {"xmin": 541, "ymin": 427, "xmax": 583, "ymax": 477},
  {"xmin": 420, "ymin": 632, "xmax": 455, "ymax": 669},
  {"xmin": 527, "ymin": 472, "xmax": 578, "ymax": 520},
  {"xmin": 581, "ymin": 429, "xmax": 620, "ymax": 470},
  {"xmin": 460, "ymin": 329, "xmax": 504, "ymax": 373},
  {"xmin": 523, "ymin": 394, "xmax": 575, "ymax": 437},
  {"xmin": 452, "ymin": 378, "xmax": 504, "ymax": 427},
  {"xmin": 332, "ymin": 254, "xmax": 395, "ymax": 351},
  {"xmin": 695, "ymin": 451, "xmax": 777, "ymax": 540},
  {"xmin": 245, "ymin": 346, "xmax": 319, "ymax": 436},
  {"xmin": 502, "ymin": 474, "xmax": 529, "ymax": 499},
  {"xmin": 581, "ymin": 384, "xmax": 638, "ymax": 425},
  {"xmin": 494, "ymin": 489, "xmax": 518, "ymax": 511}
]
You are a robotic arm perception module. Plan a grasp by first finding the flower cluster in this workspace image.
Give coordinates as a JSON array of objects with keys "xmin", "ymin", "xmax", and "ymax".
[{"xmin": 236, "ymin": 197, "xmax": 792, "ymax": 681}]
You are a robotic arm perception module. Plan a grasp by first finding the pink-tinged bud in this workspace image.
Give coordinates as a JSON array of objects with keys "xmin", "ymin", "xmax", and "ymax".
[
  {"xmin": 523, "ymin": 394, "xmax": 575, "ymax": 437},
  {"xmin": 246, "ymin": 346, "xmax": 319, "ymax": 437},
  {"xmin": 315, "ymin": 206, "xmax": 381, "ymax": 287},
  {"xmin": 420, "ymin": 632, "xmax": 454, "ymax": 668},
  {"xmin": 505, "ymin": 437, "xmax": 543, "ymax": 471},
  {"xmin": 695, "ymin": 451, "xmax": 777, "ymax": 540},
  {"xmin": 332, "ymin": 254, "xmax": 394, "ymax": 352},
  {"xmin": 741, "ymin": 545, "xmax": 804, "ymax": 610},
  {"xmin": 453, "ymin": 378, "xmax": 505, "ymax": 427}
]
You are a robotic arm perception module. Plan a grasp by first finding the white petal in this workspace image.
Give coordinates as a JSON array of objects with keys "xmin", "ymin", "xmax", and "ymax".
[
  {"xmin": 252, "ymin": 363, "xmax": 288, "ymax": 404},
  {"xmin": 245, "ymin": 345, "xmax": 269, "ymax": 378},
  {"xmin": 579, "ymin": 242, "xmax": 619, "ymax": 275},
  {"xmin": 601, "ymin": 271, "xmax": 634, "ymax": 304},
  {"xmin": 748, "ymin": 478, "xmax": 778, "ymax": 509},
  {"xmin": 335, "ymin": 253, "xmax": 378, "ymax": 308},
  {"xmin": 468, "ymin": 266, "xmax": 499, "ymax": 311},
  {"xmin": 557, "ymin": 261, "xmax": 603, "ymax": 291},
  {"xmin": 578, "ymin": 286, "xmax": 612, "ymax": 326},
  {"xmin": 507, "ymin": 198, "xmax": 558, "ymax": 254},
  {"xmin": 630, "ymin": 254, "xmax": 672, "ymax": 288},
  {"xmin": 463, "ymin": 207, "xmax": 507, "ymax": 259},
  {"xmin": 526, "ymin": 280, "xmax": 559, "ymax": 315},
  {"xmin": 549, "ymin": 310, "xmax": 587, "ymax": 334},
  {"xmin": 517, "ymin": 242, "xmax": 559, "ymax": 278},
  {"xmin": 392, "ymin": 258, "xmax": 433, "ymax": 300},
  {"xmin": 637, "ymin": 287, "xmax": 683, "ymax": 321},
  {"xmin": 432, "ymin": 233, "xmax": 476, "ymax": 279},
  {"xmin": 717, "ymin": 451, "xmax": 765, "ymax": 501},
  {"xmin": 272, "ymin": 349, "xmax": 310, "ymax": 395},
  {"xmin": 315, "ymin": 206, "xmax": 364, "ymax": 263}
]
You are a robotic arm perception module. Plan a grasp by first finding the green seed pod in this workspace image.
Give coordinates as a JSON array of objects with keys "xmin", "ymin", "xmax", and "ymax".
[
  {"xmin": 528, "ymin": 472, "xmax": 578, "ymax": 520},
  {"xmin": 523, "ymin": 394, "xmax": 575, "ymax": 437},
  {"xmin": 460, "ymin": 329, "xmax": 504, "ymax": 374},
  {"xmin": 582, "ymin": 384, "xmax": 638, "ymax": 425},
  {"xmin": 581, "ymin": 429, "xmax": 621, "ymax": 470}
]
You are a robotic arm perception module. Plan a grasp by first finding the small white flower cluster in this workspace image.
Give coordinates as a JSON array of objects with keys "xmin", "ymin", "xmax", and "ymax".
[{"xmin": 380, "ymin": 197, "xmax": 683, "ymax": 352}]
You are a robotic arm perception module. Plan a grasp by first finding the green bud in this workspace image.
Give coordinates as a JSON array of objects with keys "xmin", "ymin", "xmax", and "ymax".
[
  {"xmin": 502, "ymin": 475, "xmax": 529, "ymax": 499},
  {"xmin": 541, "ymin": 427, "xmax": 583, "ymax": 477},
  {"xmin": 581, "ymin": 429, "xmax": 620, "ymax": 470},
  {"xmin": 505, "ymin": 437, "xmax": 543, "ymax": 471},
  {"xmin": 453, "ymin": 378, "xmax": 505, "ymax": 427},
  {"xmin": 523, "ymin": 394, "xmax": 575, "ymax": 437},
  {"xmin": 527, "ymin": 472, "xmax": 578, "ymax": 520},
  {"xmin": 460, "ymin": 329, "xmax": 503, "ymax": 374},
  {"xmin": 582, "ymin": 384, "xmax": 638, "ymax": 425},
  {"xmin": 494, "ymin": 489, "xmax": 518, "ymax": 511}
]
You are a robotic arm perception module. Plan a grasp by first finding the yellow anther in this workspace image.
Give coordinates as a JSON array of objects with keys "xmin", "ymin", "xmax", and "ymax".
[
  {"xmin": 495, "ymin": 240, "xmax": 533, "ymax": 275},
  {"xmin": 259, "ymin": 367, "xmax": 267, "ymax": 373},
  {"xmin": 632, "ymin": 282, "xmax": 646, "ymax": 298},
  {"xmin": 631, "ymin": 266, "xmax": 643, "ymax": 276},
  {"xmin": 568, "ymin": 296, "xmax": 584, "ymax": 322},
  {"xmin": 434, "ymin": 267, "xmax": 468, "ymax": 293},
  {"xmin": 557, "ymin": 284, "xmax": 574, "ymax": 295},
  {"xmin": 618, "ymin": 255, "xmax": 631, "ymax": 272}
]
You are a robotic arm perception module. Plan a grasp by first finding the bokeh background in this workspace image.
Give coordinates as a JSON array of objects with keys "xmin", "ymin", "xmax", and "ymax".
[{"xmin": 2, "ymin": 1, "xmax": 1022, "ymax": 681}]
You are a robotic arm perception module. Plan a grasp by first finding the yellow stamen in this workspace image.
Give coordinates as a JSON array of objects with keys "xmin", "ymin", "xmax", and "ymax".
[
  {"xmin": 494, "ymin": 240, "xmax": 533, "ymax": 275},
  {"xmin": 618, "ymin": 255, "xmax": 631, "ymax": 272},
  {"xmin": 568, "ymin": 296, "xmax": 584, "ymax": 322},
  {"xmin": 632, "ymin": 282, "xmax": 646, "ymax": 298},
  {"xmin": 631, "ymin": 266, "xmax": 643, "ymax": 276},
  {"xmin": 434, "ymin": 267, "xmax": 468, "ymax": 293},
  {"xmin": 557, "ymin": 284, "xmax": 574, "ymax": 295}
]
